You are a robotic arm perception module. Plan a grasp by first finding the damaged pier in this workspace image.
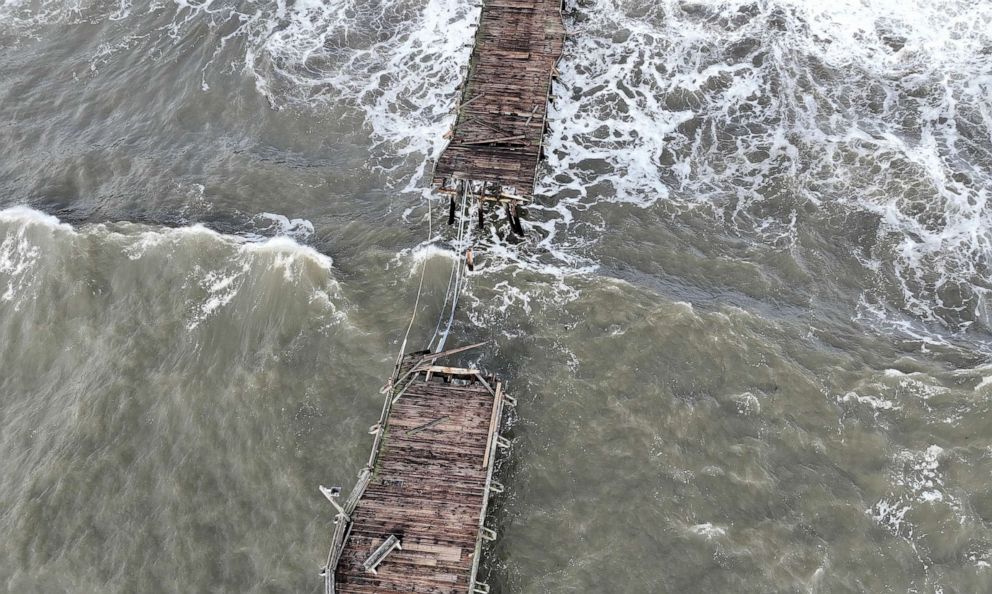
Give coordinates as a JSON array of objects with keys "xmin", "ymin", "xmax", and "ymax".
[
  {"xmin": 322, "ymin": 347, "xmax": 513, "ymax": 594},
  {"xmin": 322, "ymin": 0, "xmax": 567, "ymax": 591},
  {"xmin": 433, "ymin": 0, "xmax": 566, "ymax": 201}
]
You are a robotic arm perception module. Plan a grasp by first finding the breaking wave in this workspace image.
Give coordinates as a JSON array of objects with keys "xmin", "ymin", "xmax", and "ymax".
[
  {"xmin": 536, "ymin": 0, "xmax": 992, "ymax": 344},
  {"xmin": 5, "ymin": 0, "xmax": 992, "ymax": 347},
  {"xmin": 0, "ymin": 206, "xmax": 346, "ymax": 331}
]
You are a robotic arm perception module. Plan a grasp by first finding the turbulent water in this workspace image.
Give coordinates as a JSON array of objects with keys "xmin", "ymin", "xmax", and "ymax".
[{"xmin": 2, "ymin": 0, "xmax": 992, "ymax": 592}]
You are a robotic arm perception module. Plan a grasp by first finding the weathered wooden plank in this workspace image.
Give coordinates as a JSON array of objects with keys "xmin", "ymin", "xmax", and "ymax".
[
  {"xmin": 329, "ymin": 357, "xmax": 505, "ymax": 594},
  {"xmin": 433, "ymin": 0, "xmax": 566, "ymax": 197},
  {"xmin": 482, "ymin": 382, "xmax": 504, "ymax": 470}
]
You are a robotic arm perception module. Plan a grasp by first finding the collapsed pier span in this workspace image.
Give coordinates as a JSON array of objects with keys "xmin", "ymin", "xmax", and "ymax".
[{"xmin": 322, "ymin": 0, "xmax": 567, "ymax": 591}]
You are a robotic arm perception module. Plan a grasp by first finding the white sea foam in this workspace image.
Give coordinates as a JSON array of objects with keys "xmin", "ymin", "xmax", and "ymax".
[
  {"xmin": 4, "ymin": 0, "xmax": 476, "ymax": 182},
  {"xmin": 251, "ymin": 235, "xmax": 333, "ymax": 284},
  {"xmin": 334, "ymin": 0, "xmax": 992, "ymax": 332},
  {"xmin": 0, "ymin": 206, "xmax": 75, "ymax": 231},
  {"xmin": 255, "ymin": 213, "xmax": 315, "ymax": 241},
  {"xmin": 869, "ymin": 497, "xmax": 912, "ymax": 535},
  {"xmin": 0, "ymin": 207, "xmax": 74, "ymax": 309},
  {"xmin": 401, "ymin": 241, "xmax": 459, "ymax": 267},
  {"xmin": 538, "ymin": 0, "xmax": 992, "ymax": 341},
  {"xmin": 0, "ymin": 0, "xmax": 86, "ymax": 33},
  {"xmin": 891, "ymin": 373, "xmax": 950, "ymax": 401},
  {"xmin": 734, "ymin": 391, "xmax": 761, "ymax": 415},
  {"xmin": 0, "ymin": 222, "xmax": 42, "ymax": 307},
  {"xmin": 870, "ymin": 444, "xmax": 959, "ymax": 549},
  {"xmin": 837, "ymin": 391, "xmax": 900, "ymax": 412},
  {"xmin": 146, "ymin": 226, "xmax": 340, "ymax": 329},
  {"xmin": 7, "ymin": 0, "xmax": 992, "ymax": 347},
  {"xmin": 177, "ymin": 0, "xmax": 477, "ymax": 187},
  {"xmin": 689, "ymin": 522, "xmax": 727, "ymax": 539},
  {"xmin": 0, "ymin": 207, "xmax": 344, "ymax": 329}
]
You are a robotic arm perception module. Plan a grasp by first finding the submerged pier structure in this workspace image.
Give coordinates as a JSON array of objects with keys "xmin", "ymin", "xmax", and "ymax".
[
  {"xmin": 433, "ymin": 0, "xmax": 566, "ymax": 203},
  {"xmin": 322, "ymin": 347, "xmax": 513, "ymax": 594},
  {"xmin": 322, "ymin": 0, "xmax": 567, "ymax": 591}
]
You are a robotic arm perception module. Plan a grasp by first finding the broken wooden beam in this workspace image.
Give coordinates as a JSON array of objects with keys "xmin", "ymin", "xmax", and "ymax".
[{"xmin": 362, "ymin": 535, "xmax": 402, "ymax": 575}]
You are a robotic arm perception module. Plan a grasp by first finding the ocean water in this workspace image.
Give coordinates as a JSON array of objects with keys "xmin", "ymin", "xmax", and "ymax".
[{"xmin": 2, "ymin": 1, "xmax": 992, "ymax": 592}]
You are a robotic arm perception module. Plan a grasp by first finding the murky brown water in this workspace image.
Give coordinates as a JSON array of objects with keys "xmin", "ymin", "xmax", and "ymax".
[{"xmin": 3, "ymin": 1, "xmax": 992, "ymax": 592}]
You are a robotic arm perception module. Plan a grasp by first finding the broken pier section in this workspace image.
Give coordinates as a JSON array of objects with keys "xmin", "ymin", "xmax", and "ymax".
[
  {"xmin": 323, "ymin": 347, "xmax": 514, "ymax": 594},
  {"xmin": 433, "ymin": 0, "xmax": 566, "ymax": 202}
]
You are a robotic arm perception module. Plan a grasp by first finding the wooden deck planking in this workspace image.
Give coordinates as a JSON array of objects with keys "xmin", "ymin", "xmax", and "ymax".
[
  {"xmin": 331, "ymin": 363, "xmax": 505, "ymax": 594},
  {"xmin": 433, "ymin": 0, "xmax": 566, "ymax": 198}
]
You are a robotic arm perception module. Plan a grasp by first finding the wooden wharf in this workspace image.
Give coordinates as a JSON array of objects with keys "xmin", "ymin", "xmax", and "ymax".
[
  {"xmin": 322, "ymin": 346, "xmax": 514, "ymax": 594},
  {"xmin": 320, "ymin": 0, "xmax": 566, "ymax": 589},
  {"xmin": 432, "ymin": 0, "xmax": 566, "ymax": 201}
]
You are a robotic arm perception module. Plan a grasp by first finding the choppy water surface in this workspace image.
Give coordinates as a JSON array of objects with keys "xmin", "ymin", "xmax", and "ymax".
[{"xmin": 2, "ymin": 1, "xmax": 992, "ymax": 592}]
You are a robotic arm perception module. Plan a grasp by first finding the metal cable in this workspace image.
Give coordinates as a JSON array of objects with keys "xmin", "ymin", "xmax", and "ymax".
[
  {"xmin": 388, "ymin": 194, "xmax": 434, "ymax": 382},
  {"xmin": 427, "ymin": 187, "xmax": 465, "ymax": 352},
  {"xmin": 435, "ymin": 182, "xmax": 474, "ymax": 354}
]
